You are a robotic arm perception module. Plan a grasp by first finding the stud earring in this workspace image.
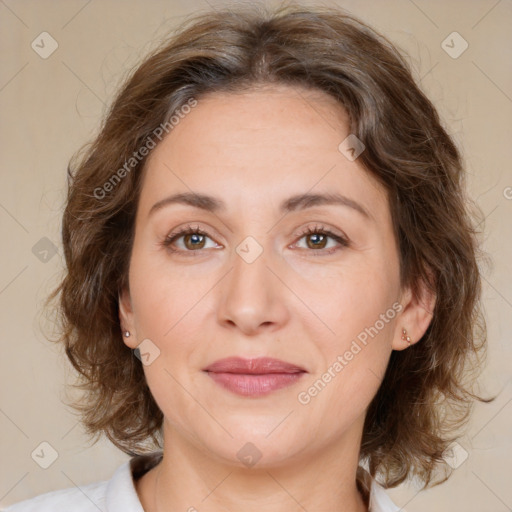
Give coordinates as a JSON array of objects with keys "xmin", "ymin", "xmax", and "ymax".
[
  {"xmin": 401, "ymin": 328, "xmax": 411, "ymax": 346},
  {"xmin": 124, "ymin": 331, "xmax": 131, "ymax": 337}
]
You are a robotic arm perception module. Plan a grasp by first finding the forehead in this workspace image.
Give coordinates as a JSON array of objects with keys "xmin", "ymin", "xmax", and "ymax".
[
  {"xmin": 139, "ymin": 84, "xmax": 387, "ymax": 221},
  {"xmin": 167, "ymin": 84, "xmax": 350, "ymax": 149}
]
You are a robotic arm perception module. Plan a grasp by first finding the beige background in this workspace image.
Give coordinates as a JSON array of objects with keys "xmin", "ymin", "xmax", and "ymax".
[{"xmin": 1, "ymin": 0, "xmax": 511, "ymax": 510}]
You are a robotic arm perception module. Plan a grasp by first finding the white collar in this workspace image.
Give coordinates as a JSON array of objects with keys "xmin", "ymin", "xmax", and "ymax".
[{"xmin": 368, "ymin": 477, "xmax": 402, "ymax": 512}]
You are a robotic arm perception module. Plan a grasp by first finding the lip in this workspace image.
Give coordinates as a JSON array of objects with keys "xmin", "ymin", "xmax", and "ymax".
[
  {"xmin": 203, "ymin": 357, "xmax": 307, "ymax": 397},
  {"xmin": 203, "ymin": 356, "xmax": 306, "ymax": 374}
]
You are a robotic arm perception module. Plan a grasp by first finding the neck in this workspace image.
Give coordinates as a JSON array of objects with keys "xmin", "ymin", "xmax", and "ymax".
[{"xmin": 137, "ymin": 420, "xmax": 369, "ymax": 512}]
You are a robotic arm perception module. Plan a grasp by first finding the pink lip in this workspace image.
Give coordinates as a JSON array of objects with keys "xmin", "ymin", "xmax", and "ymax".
[{"xmin": 203, "ymin": 357, "xmax": 306, "ymax": 397}]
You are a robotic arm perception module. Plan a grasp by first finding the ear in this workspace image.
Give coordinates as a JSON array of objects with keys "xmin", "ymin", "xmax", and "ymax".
[
  {"xmin": 119, "ymin": 285, "xmax": 138, "ymax": 349},
  {"xmin": 392, "ymin": 275, "xmax": 436, "ymax": 351}
]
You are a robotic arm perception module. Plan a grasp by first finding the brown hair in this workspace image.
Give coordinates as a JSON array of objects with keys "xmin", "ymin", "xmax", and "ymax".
[{"xmin": 47, "ymin": 1, "xmax": 490, "ymax": 488}]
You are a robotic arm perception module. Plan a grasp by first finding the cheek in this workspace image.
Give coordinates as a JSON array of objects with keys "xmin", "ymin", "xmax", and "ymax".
[
  {"xmin": 128, "ymin": 250, "xmax": 209, "ymax": 392},
  {"xmin": 296, "ymin": 255, "xmax": 398, "ymax": 408},
  {"xmin": 320, "ymin": 291, "xmax": 396, "ymax": 386},
  {"xmin": 300, "ymin": 254, "xmax": 398, "ymax": 339},
  {"xmin": 128, "ymin": 247, "xmax": 199, "ymax": 338},
  {"xmin": 298, "ymin": 314, "xmax": 394, "ymax": 434}
]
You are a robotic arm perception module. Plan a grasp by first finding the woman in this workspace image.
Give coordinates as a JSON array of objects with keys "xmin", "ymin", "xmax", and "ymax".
[{"xmin": 6, "ymin": 2, "xmax": 489, "ymax": 511}]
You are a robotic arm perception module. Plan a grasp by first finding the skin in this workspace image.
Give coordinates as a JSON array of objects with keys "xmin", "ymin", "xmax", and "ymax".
[{"xmin": 119, "ymin": 83, "xmax": 435, "ymax": 512}]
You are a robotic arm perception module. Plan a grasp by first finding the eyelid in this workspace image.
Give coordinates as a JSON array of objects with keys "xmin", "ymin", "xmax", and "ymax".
[{"xmin": 292, "ymin": 223, "xmax": 348, "ymax": 243}]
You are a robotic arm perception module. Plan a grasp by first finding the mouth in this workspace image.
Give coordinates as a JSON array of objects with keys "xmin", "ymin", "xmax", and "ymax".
[{"xmin": 202, "ymin": 357, "xmax": 307, "ymax": 397}]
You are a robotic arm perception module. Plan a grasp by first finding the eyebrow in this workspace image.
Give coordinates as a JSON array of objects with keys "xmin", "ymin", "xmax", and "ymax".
[{"xmin": 148, "ymin": 191, "xmax": 372, "ymax": 220}]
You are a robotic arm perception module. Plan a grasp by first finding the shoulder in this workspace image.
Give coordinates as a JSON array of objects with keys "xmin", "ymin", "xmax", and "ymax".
[
  {"xmin": 4, "ymin": 480, "xmax": 108, "ymax": 512},
  {"xmin": 4, "ymin": 452, "xmax": 162, "ymax": 512}
]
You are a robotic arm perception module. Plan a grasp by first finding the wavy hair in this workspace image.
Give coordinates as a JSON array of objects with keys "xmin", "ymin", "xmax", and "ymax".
[{"xmin": 46, "ymin": 1, "xmax": 490, "ymax": 488}]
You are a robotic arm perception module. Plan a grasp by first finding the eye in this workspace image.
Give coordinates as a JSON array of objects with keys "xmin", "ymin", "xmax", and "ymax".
[
  {"xmin": 163, "ymin": 224, "xmax": 220, "ymax": 255},
  {"xmin": 162, "ymin": 223, "xmax": 349, "ymax": 256},
  {"xmin": 293, "ymin": 224, "xmax": 349, "ymax": 256}
]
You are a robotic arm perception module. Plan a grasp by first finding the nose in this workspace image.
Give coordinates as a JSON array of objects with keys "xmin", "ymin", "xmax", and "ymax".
[{"xmin": 216, "ymin": 238, "xmax": 290, "ymax": 336}]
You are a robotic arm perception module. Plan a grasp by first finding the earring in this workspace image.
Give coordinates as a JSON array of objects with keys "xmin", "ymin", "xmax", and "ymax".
[
  {"xmin": 401, "ymin": 328, "xmax": 411, "ymax": 346},
  {"xmin": 124, "ymin": 331, "xmax": 131, "ymax": 337}
]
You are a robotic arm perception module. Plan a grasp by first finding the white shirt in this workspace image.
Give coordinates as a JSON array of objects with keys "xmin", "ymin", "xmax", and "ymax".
[{"xmin": 4, "ymin": 452, "xmax": 401, "ymax": 511}]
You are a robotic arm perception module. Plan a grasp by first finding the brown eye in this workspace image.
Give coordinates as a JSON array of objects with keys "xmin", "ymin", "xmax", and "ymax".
[
  {"xmin": 163, "ymin": 225, "xmax": 219, "ymax": 254},
  {"xmin": 295, "ymin": 225, "xmax": 349, "ymax": 256},
  {"xmin": 305, "ymin": 232, "xmax": 328, "ymax": 249},
  {"xmin": 182, "ymin": 232, "xmax": 207, "ymax": 250}
]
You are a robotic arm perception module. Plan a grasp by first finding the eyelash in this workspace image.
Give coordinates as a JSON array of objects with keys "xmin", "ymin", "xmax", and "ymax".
[{"xmin": 162, "ymin": 223, "xmax": 349, "ymax": 257}]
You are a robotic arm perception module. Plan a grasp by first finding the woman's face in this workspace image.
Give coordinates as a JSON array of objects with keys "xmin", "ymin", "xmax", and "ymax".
[{"xmin": 120, "ymin": 84, "xmax": 412, "ymax": 467}]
